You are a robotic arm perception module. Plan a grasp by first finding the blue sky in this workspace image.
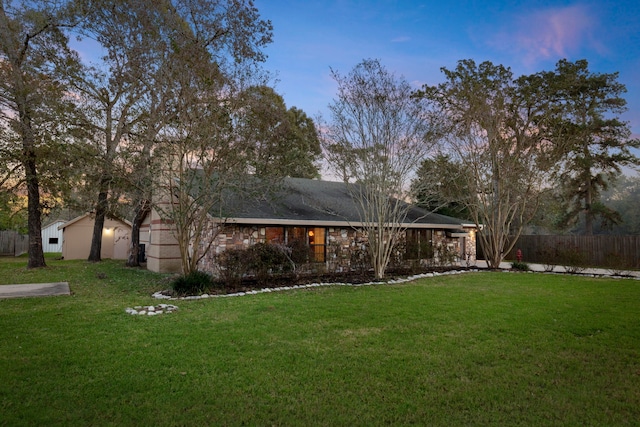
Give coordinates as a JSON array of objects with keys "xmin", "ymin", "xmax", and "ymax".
[{"xmin": 255, "ymin": 0, "xmax": 640, "ymax": 140}]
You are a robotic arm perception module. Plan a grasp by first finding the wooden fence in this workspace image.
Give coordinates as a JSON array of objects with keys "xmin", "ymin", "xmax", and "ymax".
[
  {"xmin": 495, "ymin": 235, "xmax": 640, "ymax": 269},
  {"xmin": 0, "ymin": 231, "xmax": 29, "ymax": 256}
]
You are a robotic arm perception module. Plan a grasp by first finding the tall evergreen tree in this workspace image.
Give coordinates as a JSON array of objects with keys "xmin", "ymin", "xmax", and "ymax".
[{"xmin": 546, "ymin": 59, "xmax": 640, "ymax": 235}]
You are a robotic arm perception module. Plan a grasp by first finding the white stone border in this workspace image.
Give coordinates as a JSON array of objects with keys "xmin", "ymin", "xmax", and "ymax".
[
  {"xmin": 128, "ymin": 266, "xmax": 639, "ymax": 315},
  {"xmin": 151, "ymin": 269, "xmax": 479, "ymax": 301},
  {"xmin": 125, "ymin": 303, "xmax": 179, "ymax": 316},
  {"xmin": 134, "ymin": 267, "xmax": 639, "ymax": 313}
]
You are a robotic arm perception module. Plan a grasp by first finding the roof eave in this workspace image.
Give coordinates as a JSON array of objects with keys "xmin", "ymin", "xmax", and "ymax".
[{"xmin": 220, "ymin": 217, "xmax": 471, "ymax": 230}]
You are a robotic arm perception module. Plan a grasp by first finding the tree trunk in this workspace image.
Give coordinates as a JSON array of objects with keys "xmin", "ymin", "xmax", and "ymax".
[
  {"xmin": 584, "ymin": 180, "xmax": 593, "ymax": 236},
  {"xmin": 88, "ymin": 180, "xmax": 110, "ymax": 262},
  {"xmin": 479, "ymin": 230, "xmax": 502, "ymax": 269},
  {"xmin": 487, "ymin": 239, "xmax": 504, "ymax": 269},
  {"xmin": 486, "ymin": 242, "xmax": 502, "ymax": 269},
  {"xmin": 20, "ymin": 102, "xmax": 45, "ymax": 268},
  {"xmin": 126, "ymin": 198, "xmax": 150, "ymax": 267},
  {"xmin": 24, "ymin": 149, "xmax": 46, "ymax": 269}
]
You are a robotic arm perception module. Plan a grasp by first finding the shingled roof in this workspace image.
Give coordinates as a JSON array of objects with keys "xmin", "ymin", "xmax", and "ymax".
[{"xmin": 214, "ymin": 177, "xmax": 471, "ymax": 230}]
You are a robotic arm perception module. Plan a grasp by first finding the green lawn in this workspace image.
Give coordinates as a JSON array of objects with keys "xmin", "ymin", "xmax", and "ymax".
[{"xmin": 1, "ymin": 257, "xmax": 639, "ymax": 426}]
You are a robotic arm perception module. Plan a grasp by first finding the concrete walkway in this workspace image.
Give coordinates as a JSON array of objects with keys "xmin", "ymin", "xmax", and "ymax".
[
  {"xmin": 0, "ymin": 282, "xmax": 70, "ymax": 299},
  {"xmin": 472, "ymin": 261, "xmax": 640, "ymax": 278}
]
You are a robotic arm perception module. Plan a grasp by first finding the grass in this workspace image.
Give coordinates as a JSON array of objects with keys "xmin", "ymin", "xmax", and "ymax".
[{"xmin": 1, "ymin": 257, "xmax": 639, "ymax": 426}]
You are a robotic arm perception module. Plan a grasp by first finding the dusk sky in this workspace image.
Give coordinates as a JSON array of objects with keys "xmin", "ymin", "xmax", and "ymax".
[{"xmin": 255, "ymin": 0, "xmax": 640, "ymax": 141}]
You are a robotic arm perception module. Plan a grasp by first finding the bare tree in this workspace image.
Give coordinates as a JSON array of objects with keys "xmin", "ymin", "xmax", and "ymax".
[
  {"xmin": 69, "ymin": 0, "xmax": 273, "ymax": 266},
  {"xmin": 321, "ymin": 59, "xmax": 440, "ymax": 278},
  {"xmin": 155, "ymin": 99, "xmax": 247, "ymax": 275},
  {"xmin": 147, "ymin": 0, "xmax": 273, "ymax": 275},
  {"xmin": 416, "ymin": 60, "xmax": 556, "ymax": 268}
]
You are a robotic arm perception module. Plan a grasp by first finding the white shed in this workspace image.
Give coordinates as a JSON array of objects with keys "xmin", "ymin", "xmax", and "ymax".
[{"xmin": 41, "ymin": 220, "xmax": 65, "ymax": 253}]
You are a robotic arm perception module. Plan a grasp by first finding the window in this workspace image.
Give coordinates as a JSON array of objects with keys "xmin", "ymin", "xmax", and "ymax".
[
  {"xmin": 266, "ymin": 226, "xmax": 326, "ymax": 263},
  {"xmin": 48, "ymin": 237, "xmax": 59, "ymax": 245},
  {"xmin": 308, "ymin": 227, "xmax": 326, "ymax": 263},
  {"xmin": 287, "ymin": 226, "xmax": 306, "ymax": 242},
  {"xmin": 265, "ymin": 227, "xmax": 285, "ymax": 244},
  {"xmin": 405, "ymin": 229, "xmax": 433, "ymax": 260},
  {"xmin": 283, "ymin": 227, "xmax": 309, "ymax": 264}
]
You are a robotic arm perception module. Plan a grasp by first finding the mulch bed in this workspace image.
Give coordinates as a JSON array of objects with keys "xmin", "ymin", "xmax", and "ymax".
[{"xmin": 162, "ymin": 266, "xmax": 470, "ymax": 298}]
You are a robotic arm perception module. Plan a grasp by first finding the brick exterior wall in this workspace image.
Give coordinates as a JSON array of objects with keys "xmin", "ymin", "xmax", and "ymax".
[
  {"xmin": 145, "ymin": 200, "xmax": 478, "ymax": 276},
  {"xmin": 146, "ymin": 206, "xmax": 182, "ymax": 273},
  {"xmin": 194, "ymin": 222, "xmax": 477, "ymax": 276},
  {"xmin": 196, "ymin": 223, "xmax": 263, "ymax": 274}
]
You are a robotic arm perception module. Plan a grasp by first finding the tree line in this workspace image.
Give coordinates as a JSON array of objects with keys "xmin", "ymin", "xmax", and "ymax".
[
  {"xmin": 323, "ymin": 58, "xmax": 638, "ymax": 272},
  {"xmin": 2, "ymin": 1, "xmax": 638, "ymax": 275},
  {"xmin": 1, "ymin": 0, "xmax": 320, "ymax": 270}
]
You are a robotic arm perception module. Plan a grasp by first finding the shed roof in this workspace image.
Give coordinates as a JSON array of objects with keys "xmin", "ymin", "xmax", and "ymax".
[
  {"xmin": 58, "ymin": 213, "xmax": 132, "ymax": 230},
  {"xmin": 41, "ymin": 219, "xmax": 66, "ymax": 231}
]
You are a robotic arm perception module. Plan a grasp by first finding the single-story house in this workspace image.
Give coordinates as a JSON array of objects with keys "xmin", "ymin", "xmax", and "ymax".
[
  {"xmin": 144, "ymin": 177, "xmax": 477, "ymax": 274},
  {"xmin": 41, "ymin": 219, "xmax": 66, "ymax": 253},
  {"xmin": 59, "ymin": 213, "xmax": 132, "ymax": 260}
]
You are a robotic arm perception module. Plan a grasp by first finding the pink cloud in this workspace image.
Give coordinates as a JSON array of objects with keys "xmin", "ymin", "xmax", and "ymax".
[{"xmin": 486, "ymin": 4, "xmax": 605, "ymax": 66}]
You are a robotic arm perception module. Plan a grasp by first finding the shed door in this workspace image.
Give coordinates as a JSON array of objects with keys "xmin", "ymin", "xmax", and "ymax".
[{"xmin": 113, "ymin": 227, "xmax": 130, "ymax": 259}]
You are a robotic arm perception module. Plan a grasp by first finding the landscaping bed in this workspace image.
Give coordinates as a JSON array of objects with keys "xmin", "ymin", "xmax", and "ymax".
[{"xmin": 162, "ymin": 265, "xmax": 472, "ymax": 297}]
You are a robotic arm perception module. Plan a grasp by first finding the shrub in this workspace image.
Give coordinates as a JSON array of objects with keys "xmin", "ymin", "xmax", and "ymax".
[
  {"xmin": 537, "ymin": 243, "xmax": 590, "ymax": 274},
  {"xmin": 287, "ymin": 238, "xmax": 312, "ymax": 265},
  {"xmin": 247, "ymin": 243, "xmax": 293, "ymax": 283},
  {"xmin": 420, "ymin": 241, "xmax": 435, "ymax": 261},
  {"xmin": 388, "ymin": 239, "xmax": 407, "ymax": 270},
  {"xmin": 435, "ymin": 244, "xmax": 457, "ymax": 267},
  {"xmin": 511, "ymin": 261, "xmax": 530, "ymax": 271},
  {"xmin": 349, "ymin": 243, "xmax": 371, "ymax": 273},
  {"xmin": 214, "ymin": 242, "xmax": 316, "ymax": 287},
  {"xmin": 536, "ymin": 246, "xmax": 557, "ymax": 272},
  {"xmin": 556, "ymin": 243, "xmax": 588, "ymax": 274},
  {"xmin": 603, "ymin": 252, "xmax": 632, "ymax": 276},
  {"xmin": 214, "ymin": 248, "xmax": 250, "ymax": 288},
  {"xmin": 172, "ymin": 270, "xmax": 214, "ymax": 296}
]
